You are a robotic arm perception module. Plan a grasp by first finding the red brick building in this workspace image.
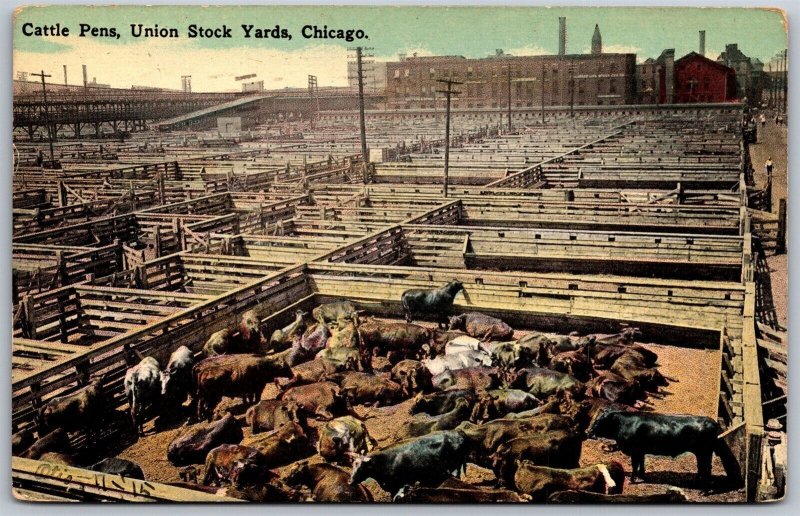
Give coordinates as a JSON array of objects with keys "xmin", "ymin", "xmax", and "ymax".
[
  {"xmin": 384, "ymin": 51, "xmax": 637, "ymax": 110},
  {"xmin": 674, "ymin": 52, "xmax": 737, "ymax": 103}
]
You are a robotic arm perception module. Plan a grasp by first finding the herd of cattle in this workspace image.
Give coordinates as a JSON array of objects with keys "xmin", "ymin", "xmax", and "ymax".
[{"xmin": 12, "ymin": 281, "xmax": 732, "ymax": 502}]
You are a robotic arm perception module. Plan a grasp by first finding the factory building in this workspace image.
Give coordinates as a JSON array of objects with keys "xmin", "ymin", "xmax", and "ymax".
[{"xmin": 385, "ymin": 25, "xmax": 637, "ymax": 111}]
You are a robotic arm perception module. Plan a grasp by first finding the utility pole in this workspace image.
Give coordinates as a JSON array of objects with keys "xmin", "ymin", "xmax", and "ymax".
[
  {"xmin": 540, "ymin": 71, "xmax": 546, "ymax": 124},
  {"xmin": 436, "ymin": 79, "xmax": 462, "ymax": 198},
  {"xmin": 569, "ymin": 65, "xmax": 575, "ymax": 118},
  {"xmin": 768, "ymin": 63, "xmax": 773, "ymax": 107},
  {"xmin": 350, "ymin": 46, "xmax": 373, "ymax": 184},
  {"xmin": 506, "ymin": 66, "xmax": 512, "ymax": 133},
  {"xmin": 782, "ymin": 49, "xmax": 788, "ymax": 115},
  {"xmin": 31, "ymin": 70, "xmax": 55, "ymax": 165},
  {"xmin": 307, "ymin": 75, "xmax": 320, "ymax": 127}
]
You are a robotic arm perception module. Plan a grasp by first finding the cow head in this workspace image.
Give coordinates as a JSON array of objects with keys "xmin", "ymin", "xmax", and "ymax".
[
  {"xmin": 586, "ymin": 408, "xmax": 618, "ymax": 439},
  {"xmin": 447, "ymin": 314, "xmax": 464, "ymax": 331},
  {"xmin": 282, "ymin": 460, "xmax": 309, "ymax": 486},
  {"xmin": 446, "ymin": 280, "xmax": 465, "ymax": 298},
  {"xmin": 160, "ymin": 370, "xmax": 172, "ymax": 397},
  {"xmin": 620, "ymin": 326, "xmax": 643, "ymax": 343},
  {"xmin": 231, "ymin": 459, "xmax": 267, "ymax": 488},
  {"xmin": 349, "ymin": 455, "xmax": 371, "ymax": 485}
]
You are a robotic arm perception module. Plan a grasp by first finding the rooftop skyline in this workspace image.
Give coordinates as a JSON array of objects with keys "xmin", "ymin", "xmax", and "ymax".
[{"xmin": 14, "ymin": 6, "xmax": 787, "ymax": 92}]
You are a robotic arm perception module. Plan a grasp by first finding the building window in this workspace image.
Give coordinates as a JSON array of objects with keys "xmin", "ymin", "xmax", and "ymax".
[
  {"xmin": 394, "ymin": 69, "xmax": 400, "ymax": 79},
  {"xmin": 404, "ymin": 69, "xmax": 410, "ymax": 77}
]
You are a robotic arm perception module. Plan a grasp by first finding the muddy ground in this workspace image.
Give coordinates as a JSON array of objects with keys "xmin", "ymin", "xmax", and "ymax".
[{"xmin": 104, "ymin": 323, "xmax": 743, "ymax": 503}]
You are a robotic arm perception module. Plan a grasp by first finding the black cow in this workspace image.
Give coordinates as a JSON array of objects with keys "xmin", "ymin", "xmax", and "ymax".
[
  {"xmin": 587, "ymin": 411, "xmax": 722, "ymax": 485},
  {"xmin": 350, "ymin": 430, "xmax": 469, "ymax": 496},
  {"xmin": 401, "ymin": 281, "xmax": 464, "ymax": 327},
  {"xmin": 548, "ymin": 487, "xmax": 687, "ymax": 503}
]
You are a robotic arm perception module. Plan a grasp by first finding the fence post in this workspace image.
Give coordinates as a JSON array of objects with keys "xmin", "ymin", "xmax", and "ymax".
[{"xmin": 776, "ymin": 198, "xmax": 787, "ymax": 254}]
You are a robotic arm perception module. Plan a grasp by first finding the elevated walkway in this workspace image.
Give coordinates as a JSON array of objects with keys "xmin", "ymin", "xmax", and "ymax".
[{"xmin": 154, "ymin": 94, "xmax": 272, "ymax": 130}]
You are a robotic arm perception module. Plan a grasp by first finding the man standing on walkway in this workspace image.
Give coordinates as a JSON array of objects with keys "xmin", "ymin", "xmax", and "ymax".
[{"xmin": 766, "ymin": 156, "xmax": 774, "ymax": 179}]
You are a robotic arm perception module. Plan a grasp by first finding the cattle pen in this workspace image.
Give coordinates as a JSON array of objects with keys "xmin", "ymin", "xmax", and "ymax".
[{"xmin": 11, "ymin": 102, "xmax": 785, "ymax": 502}]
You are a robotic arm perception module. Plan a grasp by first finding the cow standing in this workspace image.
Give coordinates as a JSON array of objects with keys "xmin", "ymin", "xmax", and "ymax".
[
  {"xmin": 39, "ymin": 377, "xmax": 106, "ymax": 442},
  {"xmin": 160, "ymin": 346, "xmax": 195, "ymax": 409},
  {"xmin": 124, "ymin": 356, "xmax": 163, "ymax": 436},
  {"xmin": 401, "ymin": 280, "xmax": 464, "ymax": 327},
  {"xmin": 193, "ymin": 354, "xmax": 293, "ymax": 421},
  {"xmin": 588, "ymin": 410, "xmax": 723, "ymax": 485}
]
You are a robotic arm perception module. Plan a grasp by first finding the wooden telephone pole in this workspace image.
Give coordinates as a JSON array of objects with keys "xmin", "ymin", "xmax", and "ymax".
[
  {"xmin": 350, "ymin": 46, "xmax": 374, "ymax": 184},
  {"xmin": 506, "ymin": 66, "xmax": 513, "ymax": 133},
  {"xmin": 31, "ymin": 70, "xmax": 56, "ymax": 165},
  {"xmin": 436, "ymin": 79, "xmax": 462, "ymax": 198}
]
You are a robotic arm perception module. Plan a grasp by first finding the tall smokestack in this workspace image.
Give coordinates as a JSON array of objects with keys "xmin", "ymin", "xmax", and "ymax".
[
  {"xmin": 699, "ymin": 30, "xmax": 706, "ymax": 56},
  {"xmin": 63, "ymin": 65, "xmax": 67, "ymax": 85},
  {"xmin": 82, "ymin": 64, "xmax": 88, "ymax": 88},
  {"xmin": 558, "ymin": 17, "xmax": 566, "ymax": 56}
]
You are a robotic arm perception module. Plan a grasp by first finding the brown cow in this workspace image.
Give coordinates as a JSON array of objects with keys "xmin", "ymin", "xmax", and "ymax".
[
  {"xmin": 203, "ymin": 310, "xmax": 265, "ymax": 356},
  {"xmin": 312, "ymin": 301, "xmax": 357, "ymax": 326},
  {"xmin": 329, "ymin": 371, "xmax": 404, "ymax": 407},
  {"xmin": 514, "ymin": 461, "xmax": 626, "ymax": 501},
  {"xmin": 202, "ymin": 444, "xmax": 271, "ymax": 487},
  {"xmin": 39, "ymin": 377, "xmax": 105, "ymax": 440},
  {"xmin": 317, "ymin": 415, "xmax": 376, "ymax": 464},
  {"xmin": 491, "ymin": 429, "xmax": 583, "ymax": 485},
  {"xmin": 245, "ymin": 399, "xmax": 303, "ymax": 433},
  {"xmin": 399, "ymin": 397, "xmax": 472, "ymax": 438},
  {"xmin": 193, "ymin": 353, "xmax": 293, "ymax": 420},
  {"xmin": 290, "ymin": 357, "xmax": 351, "ymax": 386},
  {"xmin": 431, "ymin": 367, "xmax": 501, "ymax": 392},
  {"xmin": 167, "ymin": 412, "xmax": 244, "ymax": 466},
  {"xmin": 391, "ymin": 359, "xmax": 433, "ymax": 396},
  {"xmin": 240, "ymin": 421, "xmax": 311, "ymax": 469},
  {"xmin": 456, "ymin": 414, "xmax": 576, "ymax": 467},
  {"xmin": 219, "ymin": 480, "xmax": 303, "ymax": 502},
  {"xmin": 279, "ymin": 381, "xmax": 349, "ymax": 420},
  {"xmin": 609, "ymin": 350, "xmax": 670, "ymax": 392},
  {"xmin": 360, "ymin": 319, "xmax": 433, "ymax": 363},
  {"xmin": 12, "ymin": 429, "xmax": 35, "ymax": 456},
  {"xmin": 20, "ymin": 429, "xmax": 70, "ymax": 460},
  {"xmin": 283, "ymin": 461, "xmax": 373, "ymax": 502},
  {"xmin": 448, "ymin": 312, "xmax": 514, "ymax": 341},
  {"xmin": 549, "ymin": 345, "xmax": 594, "ymax": 382},
  {"xmin": 269, "ymin": 310, "xmax": 308, "ymax": 351}
]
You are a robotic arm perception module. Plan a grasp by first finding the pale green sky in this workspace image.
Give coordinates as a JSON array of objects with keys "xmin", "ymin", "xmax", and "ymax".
[{"xmin": 14, "ymin": 6, "xmax": 788, "ymax": 91}]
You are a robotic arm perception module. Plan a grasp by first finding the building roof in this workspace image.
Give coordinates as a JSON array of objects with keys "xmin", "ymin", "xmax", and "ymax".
[{"xmin": 676, "ymin": 51, "xmax": 736, "ymax": 75}]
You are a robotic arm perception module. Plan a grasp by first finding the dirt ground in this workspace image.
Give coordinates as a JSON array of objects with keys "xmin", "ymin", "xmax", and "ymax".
[
  {"xmin": 749, "ymin": 112, "xmax": 788, "ymax": 328},
  {"xmin": 107, "ymin": 324, "xmax": 741, "ymax": 503}
]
